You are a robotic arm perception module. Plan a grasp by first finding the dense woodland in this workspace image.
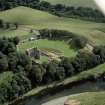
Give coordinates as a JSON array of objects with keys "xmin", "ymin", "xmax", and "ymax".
[
  {"xmin": 0, "ymin": 30, "xmax": 105, "ymax": 103},
  {"xmin": 0, "ymin": 0, "xmax": 105, "ymax": 22}
]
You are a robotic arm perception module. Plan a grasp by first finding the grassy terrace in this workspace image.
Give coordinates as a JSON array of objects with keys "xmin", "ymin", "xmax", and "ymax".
[{"xmin": 0, "ymin": 6, "xmax": 105, "ymax": 45}]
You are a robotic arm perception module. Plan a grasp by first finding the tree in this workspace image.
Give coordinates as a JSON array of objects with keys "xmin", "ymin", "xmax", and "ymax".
[
  {"xmin": 0, "ymin": 73, "xmax": 32, "ymax": 103},
  {"xmin": 13, "ymin": 36, "xmax": 20, "ymax": 45},
  {"xmin": 17, "ymin": 53, "xmax": 32, "ymax": 72},
  {"xmin": 8, "ymin": 52, "xmax": 18, "ymax": 70},
  {"xmin": 39, "ymin": 1, "xmax": 51, "ymax": 10},
  {"xmin": 47, "ymin": 61, "xmax": 58, "ymax": 79},
  {"xmin": 93, "ymin": 46, "xmax": 105, "ymax": 63},
  {"xmin": 14, "ymin": 23, "xmax": 18, "ymax": 29},
  {"xmin": 0, "ymin": 19, "xmax": 3, "ymax": 28},
  {"xmin": 54, "ymin": 4, "xmax": 64, "ymax": 11},
  {"xmin": 71, "ymin": 36, "xmax": 87, "ymax": 49},
  {"xmin": 55, "ymin": 67, "xmax": 65, "ymax": 80},
  {"xmin": 0, "ymin": 52, "xmax": 8, "ymax": 72},
  {"xmin": 43, "ymin": 60, "xmax": 58, "ymax": 83},
  {"xmin": 60, "ymin": 58, "xmax": 74, "ymax": 76},
  {"xmin": 29, "ymin": 65, "xmax": 44, "ymax": 86},
  {"xmin": 6, "ymin": 43, "xmax": 16, "ymax": 54}
]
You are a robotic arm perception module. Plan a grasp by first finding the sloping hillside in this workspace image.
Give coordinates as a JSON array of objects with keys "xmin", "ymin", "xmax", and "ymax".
[
  {"xmin": 0, "ymin": 6, "xmax": 105, "ymax": 45},
  {"xmin": 0, "ymin": 6, "xmax": 58, "ymax": 25},
  {"xmin": 43, "ymin": 0, "xmax": 98, "ymax": 9}
]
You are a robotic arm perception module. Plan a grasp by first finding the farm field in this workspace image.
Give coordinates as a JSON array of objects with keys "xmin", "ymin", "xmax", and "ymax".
[
  {"xmin": 0, "ymin": 6, "xmax": 105, "ymax": 45},
  {"xmin": 43, "ymin": 0, "xmax": 98, "ymax": 9}
]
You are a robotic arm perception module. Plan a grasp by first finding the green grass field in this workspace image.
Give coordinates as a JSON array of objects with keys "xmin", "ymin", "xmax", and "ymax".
[
  {"xmin": 43, "ymin": 0, "xmax": 98, "ymax": 9},
  {"xmin": 68, "ymin": 91, "xmax": 105, "ymax": 105},
  {"xmin": 0, "ymin": 6, "xmax": 105, "ymax": 45},
  {"xmin": 18, "ymin": 39, "xmax": 77, "ymax": 58}
]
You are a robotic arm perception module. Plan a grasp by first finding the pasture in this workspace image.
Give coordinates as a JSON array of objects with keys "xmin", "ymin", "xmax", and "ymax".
[{"xmin": 0, "ymin": 6, "xmax": 105, "ymax": 45}]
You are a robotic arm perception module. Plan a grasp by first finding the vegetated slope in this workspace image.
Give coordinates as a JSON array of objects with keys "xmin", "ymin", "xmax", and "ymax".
[
  {"xmin": 0, "ymin": 6, "xmax": 105, "ymax": 45},
  {"xmin": 20, "ymin": 63, "xmax": 105, "ymax": 105},
  {"xmin": 68, "ymin": 92, "xmax": 105, "ymax": 105},
  {"xmin": 43, "ymin": 0, "xmax": 98, "ymax": 9}
]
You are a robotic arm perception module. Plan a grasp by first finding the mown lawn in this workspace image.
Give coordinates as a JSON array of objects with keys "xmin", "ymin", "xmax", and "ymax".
[{"xmin": 0, "ymin": 71, "xmax": 14, "ymax": 86}]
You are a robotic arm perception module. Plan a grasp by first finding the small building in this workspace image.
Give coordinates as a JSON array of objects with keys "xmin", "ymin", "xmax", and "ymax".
[{"xmin": 26, "ymin": 47, "xmax": 40, "ymax": 59}]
